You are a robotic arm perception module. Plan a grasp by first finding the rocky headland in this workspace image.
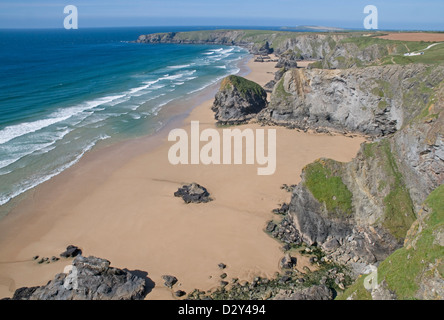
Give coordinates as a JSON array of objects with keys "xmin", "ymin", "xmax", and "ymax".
[
  {"xmin": 140, "ymin": 29, "xmax": 444, "ymax": 300},
  {"xmin": 212, "ymin": 75, "xmax": 268, "ymax": 125}
]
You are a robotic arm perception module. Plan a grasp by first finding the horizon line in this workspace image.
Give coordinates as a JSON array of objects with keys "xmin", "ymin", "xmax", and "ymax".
[{"xmin": 0, "ymin": 25, "xmax": 443, "ymax": 32}]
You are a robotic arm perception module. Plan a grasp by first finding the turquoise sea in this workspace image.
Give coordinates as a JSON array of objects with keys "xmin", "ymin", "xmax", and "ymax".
[{"xmin": 0, "ymin": 27, "xmax": 249, "ymax": 206}]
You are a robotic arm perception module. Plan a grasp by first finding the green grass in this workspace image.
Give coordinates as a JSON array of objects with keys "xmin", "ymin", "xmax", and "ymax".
[
  {"xmin": 336, "ymin": 275, "xmax": 372, "ymax": 300},
  {"xmin": 377, "ymin": 228, "xmax": 443, "ymax": 299},
  {"xmin": 221, "ymin": 75, "xmax": 266, "ymax": 99},
  {"xmin": 378, "ymin": 100, "xmax": 388, "ymax": 110},
  {"xmin": 362, "ymin": 142, "xmax": 376, "ymax": 158},
  {"xmin": 341, "ymin": 36, "xmax": 426, "ymax": 52},
  {"xmin": 380, "ymin": 140, "xmax": 416, "ymax": 240},
  {"xmin": 274, "ymin": 77, "xmax": 292, "ymax": 99},
  {"xmin": 425, "ymin": 184, "xmax": 444, "ymax": 228},
  {"xmin": 303, "ymin": 159, "xmax": 353, "ymax": 217},
  {"xmin": 361, "ymin": 140, "xmax": 416, "ymax": 240},
  {"xmin": 378, "ymin": 184, "xmax": 444, "ymax": 299},
  {"xmin": 379, "ymin": 43, "xmax": 444, "ymax": 65}
]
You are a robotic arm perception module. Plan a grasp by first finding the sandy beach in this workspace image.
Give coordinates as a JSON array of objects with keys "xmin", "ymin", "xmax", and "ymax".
[{"xmin": 0, "ymin": 55, "xmax": 366, "ymax": 300}]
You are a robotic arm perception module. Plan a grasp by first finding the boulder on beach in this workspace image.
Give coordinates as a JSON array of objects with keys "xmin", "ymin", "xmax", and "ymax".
[
  {"xmin": 60, "ymin": 245, "xmax": 82, "ymax": 258},
  {"xmin": 174, "ymin": 183, "xmax": 212, "ymax": 204},
  {"xmin": 162, "ymin": 275, "xmax": 178, "ymax": 288}
]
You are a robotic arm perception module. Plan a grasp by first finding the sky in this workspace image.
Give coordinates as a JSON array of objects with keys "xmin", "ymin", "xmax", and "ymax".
[{"xmin": 0, "ymin": 0, "xmax": 443, "ymax": 30}]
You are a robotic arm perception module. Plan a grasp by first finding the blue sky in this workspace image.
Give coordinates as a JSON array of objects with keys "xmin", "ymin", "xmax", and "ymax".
[{"xmin": 0, "ymin": 0, "xmax": 443, "ymax": 30}]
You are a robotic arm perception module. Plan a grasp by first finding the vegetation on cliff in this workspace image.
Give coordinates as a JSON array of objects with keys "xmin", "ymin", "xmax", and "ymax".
[
  {"xmin": 339, "ymin": 185, "xmax": 444, "ymax": 300},
  {"xmin": 303, "ymin": 159, "xmax": 353, "ymax": 217},
  {"xmin": 221, "ymin": 75, "xmax": 266, "ymax": 99}
]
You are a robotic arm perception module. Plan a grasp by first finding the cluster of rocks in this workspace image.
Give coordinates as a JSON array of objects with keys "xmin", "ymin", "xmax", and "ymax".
[
  {"xmin": 174, "ymin": 183, "xmax": 212, "ymax": 204},
  {"xmin": 272, "ymin": 202, "xmax": 289, "ymax": 215},
  {"xmin": 188, "ymin": 262, "xmax": 351, "ymax": 300},
  {"xmin": 161, "ymin": 275, "xmax": 188, "ymax": 298},
  {"xmin": 11, "ymin": 256, "xmax": 148, "ymax": 300},
  {"xmin": 279, "ymin": 253, "xmax": 297, "ymax": 269},
  {"xmin": 266, "ymin": 217, "xmax": 301, "ymax": 245},
  {"xmin": 33, "ymin": 256, "xmax": 59, "ymax": 264},
  {"xmin": 280, "ymin": 184, "xmax": 297, "ymax": 192},
  {"xmin": 32, "ymin": 245, "xmax": 82, "ymax": 265},
  {"xmin": 273, "ymin": 285, "xmax": 332, "ymax": 300}
]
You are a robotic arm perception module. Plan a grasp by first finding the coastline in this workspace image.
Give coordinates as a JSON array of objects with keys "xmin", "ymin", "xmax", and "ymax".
[{"xmin": 0, "ymin": 55, "xmax": 366, "ymax": 300}]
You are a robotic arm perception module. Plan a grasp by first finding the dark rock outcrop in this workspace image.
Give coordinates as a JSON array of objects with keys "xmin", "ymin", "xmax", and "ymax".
[
  {"xmin": 279, "ymin": 253, "xmax": 297, "ymax": 269},
  {"xmin": 257, "ymin": 41, "xmax": 273, "ymax": 55},
  {"xmin": 272, "ymin": 203, "xmax": 289, "ymax": 215},
  {"xmin": 275, "ymin": 50, "xmax": 299, "ymax": 69},
  {"xmin": 174, "ymin": 183, "xmax": 212, "ymax": 203},
  {"xmin": 175, "ymin": 290, "xmax": 187, "ymax": 297},
  {"xmin": 60, "ymin": 245, "xmax": 82, "ymax": 258},
  {"xmin": 212, "ymin": 75, "xmax": 267, "ymax": 125},
  {"xmin": 162, "ymin": 275, "xmax": 178, "ymax": 288},
  {"xmin": 11, "ymin": 256, "xmax": 148, "ymax": 300}
]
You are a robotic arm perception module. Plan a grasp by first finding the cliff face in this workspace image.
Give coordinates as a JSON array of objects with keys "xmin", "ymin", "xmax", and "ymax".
[
  {"xmin": 135, "ymin": 30, "xmax": 348, "ymax": 58},
  {"xmin": 136, "ymin": 30, "xmax": 419, "ymax": 69},
  {"xmin": 392, "ymin": 81, "xmax": 444, "ymax": 208},
  {"xmin": 259, "ymin": 64, "xmax": 444, "ymax": 136},
  {"xmin": 340, "ymin": 184, "xmax": 444, "ymax": 300},
  {"xmin": 269, "ymin": 65, "xmax": 444, "ymax": 287}
]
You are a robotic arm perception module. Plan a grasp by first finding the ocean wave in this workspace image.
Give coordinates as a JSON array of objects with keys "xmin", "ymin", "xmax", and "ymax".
[
  {"xmin": 0, "ymin": 94, "xmax": 125, "ymax": 145},
  {"xmin": 127, "ymin": 80, "xmax": 160, "ymax": 95},
  {"xmin": 0, "ymin": 127, "xmax": 73, "ymax": 170},
  {"xmin": 167, "ymin": 64, "xmax": 192, "ymax": 69},
  {"xmin": 159, "ymin": 70, "xmax": 196, "ymax": 81},
  {"xmin": 0, "ymin": 134, "xmax": 110, "ymax": 206}
]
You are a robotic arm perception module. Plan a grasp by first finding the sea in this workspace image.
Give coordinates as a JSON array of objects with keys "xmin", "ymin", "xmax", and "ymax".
[{"xmin": 0, "ymin": 27, "xmax": 250, "ymax": 208}]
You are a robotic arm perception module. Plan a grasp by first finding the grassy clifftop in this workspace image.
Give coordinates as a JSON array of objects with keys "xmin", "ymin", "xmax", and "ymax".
[{"xmin": 220, "ymin": 75, "xmax": 266, "ymax": 99}]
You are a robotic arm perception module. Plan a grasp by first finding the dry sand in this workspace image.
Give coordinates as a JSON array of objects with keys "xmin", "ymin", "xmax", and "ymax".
[
  {"xmin": 0, "ymin": 55, "xmax": 366, "ymax": 300},
  {"xmin": 376, "ymin": 32, "xmax": 444, "ymax": 42}
]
